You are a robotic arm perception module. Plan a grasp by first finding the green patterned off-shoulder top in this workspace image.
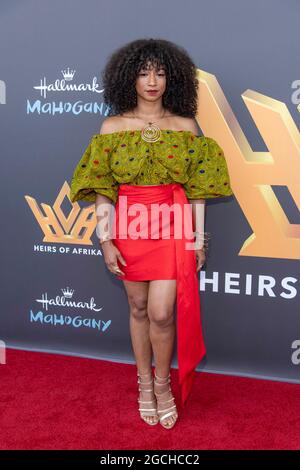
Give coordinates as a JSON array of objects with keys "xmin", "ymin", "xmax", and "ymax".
[{"xmin": 69, "ymin": 129, "xmax": 234, "ymax": 204}]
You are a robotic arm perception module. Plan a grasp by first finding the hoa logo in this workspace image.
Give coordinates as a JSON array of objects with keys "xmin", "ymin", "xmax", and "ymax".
[{"xmin": 25, "ymin": 182, "xmax": 96, "ymax": 245}]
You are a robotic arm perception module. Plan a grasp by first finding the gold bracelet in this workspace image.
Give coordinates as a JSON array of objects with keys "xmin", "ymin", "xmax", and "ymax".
[
  {"xmin": 194, "ymin": 231, "xmax": 210, "ymax": 252},
  {"xmin": 194, "ymin": 231, "xmax": 211, "ymax": 240}
]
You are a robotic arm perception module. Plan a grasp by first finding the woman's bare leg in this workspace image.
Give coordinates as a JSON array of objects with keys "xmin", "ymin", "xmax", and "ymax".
[
  {"xmin": 122, "ymin": 279, "xmax": 157, "ymax": 424},
  {"xmin": 147, "ymin": 279, "xmax": 178, "ymax": 427},
  {"xmin": 123, "ymin": 279, "xmax": 152, "ymax": 372}
]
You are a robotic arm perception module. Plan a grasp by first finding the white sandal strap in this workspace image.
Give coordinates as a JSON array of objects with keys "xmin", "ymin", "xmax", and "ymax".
[
  {"xmin": 158, "ymin": 409, "xmax": 177, "ymax": 421},
  {"xmin": 156, "ymin": 397, "xmax": 175, "ymax": 405},
  {"xmin": 155, "ymin": 389, "xmax": 173, "ymax": 396},
  {"xmin": 138, "ymin": 399, "xmax": 156, "ymax": 403},
  {"xmin": 158, "ymin": 404, "xmax": 177, "ymax": 413},
  {"xmin": 139, "ymin": 408, "xmax": 157, "ymax": 412}
]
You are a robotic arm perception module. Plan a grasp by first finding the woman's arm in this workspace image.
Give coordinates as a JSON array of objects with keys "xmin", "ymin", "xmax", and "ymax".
[
  {"xmin": 95, "ymin": 193, "xmax": 115, "ymax": 246},
  {"xmin": 95, "ymin": 193, "xmax": 127, "ymax": 276},
  {"xmin": 187, "ymin": 198, "xmax": 206, "ymax": 250}
]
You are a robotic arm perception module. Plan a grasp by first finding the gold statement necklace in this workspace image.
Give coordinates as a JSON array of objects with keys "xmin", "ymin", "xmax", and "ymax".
[{"xmin": 132, "ymin": 109, "xmax": 167, "ymax": 143}]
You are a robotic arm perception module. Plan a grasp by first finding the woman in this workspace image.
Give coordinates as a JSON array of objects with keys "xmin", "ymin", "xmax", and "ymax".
[{"xmin": 69, "ymin": 38, "xmax": 234, "ymax": 430}]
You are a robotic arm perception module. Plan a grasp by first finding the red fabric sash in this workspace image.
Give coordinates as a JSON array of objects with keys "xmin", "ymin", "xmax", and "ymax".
[
  {"xmin": 114, "ymin": 183, "xmax": 206, "ymax": 408},
  {"xmin": 171, "ymin": 183, "xmax": 206, "ymax": 408}
]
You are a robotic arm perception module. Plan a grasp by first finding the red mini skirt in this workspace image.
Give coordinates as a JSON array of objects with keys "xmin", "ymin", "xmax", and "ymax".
[{"xmin": 112, "ymin": 183, "xmax": 206, "ymax": 408}]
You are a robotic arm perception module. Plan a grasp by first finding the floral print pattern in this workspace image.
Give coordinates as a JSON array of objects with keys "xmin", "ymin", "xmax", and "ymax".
[{"xmin": 69, "ymin": 129, "xmax": 234, "ymax": 204}]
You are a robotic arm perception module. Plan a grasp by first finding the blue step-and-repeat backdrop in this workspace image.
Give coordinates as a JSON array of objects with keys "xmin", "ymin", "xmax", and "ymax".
[{"xmin": 1, "ymin": 0, "xmax": 300, "ymax": 384}]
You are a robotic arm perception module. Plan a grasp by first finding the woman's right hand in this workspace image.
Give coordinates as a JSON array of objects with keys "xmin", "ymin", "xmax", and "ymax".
[{"xmin": 100, "ymin": 240, "xmax": 127, "ymax": 276}]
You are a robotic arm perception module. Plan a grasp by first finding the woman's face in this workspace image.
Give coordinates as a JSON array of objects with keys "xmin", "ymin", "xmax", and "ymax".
[{"xmin": 135, "ymin": 63, "xmax": 167, "ymax": 102}]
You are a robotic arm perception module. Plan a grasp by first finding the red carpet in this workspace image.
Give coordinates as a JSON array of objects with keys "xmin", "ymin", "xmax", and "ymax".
[{"xmin": 0, "ymin": 348, "xmax": 299, "ymax": 450}]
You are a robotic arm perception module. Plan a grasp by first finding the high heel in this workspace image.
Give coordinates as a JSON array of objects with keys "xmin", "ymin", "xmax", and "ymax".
[
  {"xmin": 154, "ymin": 371, "xmax": 178, "ymax": 429},
  {"xmin": 137, "ymin": 371, "xmax": 159, "ymax": 426}
]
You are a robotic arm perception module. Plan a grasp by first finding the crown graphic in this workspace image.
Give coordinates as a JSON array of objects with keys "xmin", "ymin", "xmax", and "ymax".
[
  {"xmin": 61, "ymin": 287, "xmax": 74, "ymax": 298},
  {"xmin": 25, "ymin": 181, "xmax": 97, "ymax": 245},
  {"xmin": 61, "ymin": 67, "xmax": 76, "ymax": 81}
]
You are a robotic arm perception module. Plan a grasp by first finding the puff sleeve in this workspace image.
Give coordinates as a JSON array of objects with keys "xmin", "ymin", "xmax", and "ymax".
[
  {"xmin": 183, "ymin": 136, "xmax": 234, "ymax": 199},
  {"xmin": 69, "ymin": 133, "xmax": 119, "ymax": 204}
]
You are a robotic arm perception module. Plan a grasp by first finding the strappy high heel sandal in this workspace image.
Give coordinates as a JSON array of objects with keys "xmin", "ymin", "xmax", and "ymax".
[
  {"xmin": 154, "ymin": 371, "xmax": 178, "ymax": 429},
  {"xmin": 137, "ymin": 371, "xmax": 159, "ymax": 426}
]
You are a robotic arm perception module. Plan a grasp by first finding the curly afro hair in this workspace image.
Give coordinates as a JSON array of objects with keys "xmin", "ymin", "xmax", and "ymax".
[{"xmin": 101, "ymin": 38, "xmax": 199, "ymax": 118}]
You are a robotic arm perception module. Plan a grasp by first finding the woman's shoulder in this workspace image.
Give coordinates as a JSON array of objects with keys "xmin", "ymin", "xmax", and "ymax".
[
  {"xmin": 88, "ymin": 114, "xmax": 136, "ymax": 143},
  {"xmin": 89, "ymin": 114, "xmax": 203, "ymax": 143},
  {"xmin": 85, "ymin": 116, "xmax": 125, "ymax": 146},
  {"xmin": 173, "ymin": 116, "xmax": 200, "ymax": 134},
  {"xmin": 98, "ymin": 114, "xmax": 201, "ymax": 134},
  {"xmin": 98, "ymin": 115, "xmax": 125, "ymax": 135}
]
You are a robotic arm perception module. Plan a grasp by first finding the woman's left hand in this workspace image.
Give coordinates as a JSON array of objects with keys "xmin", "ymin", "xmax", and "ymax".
[{"xmin": 195, "ymin": 248, "xmax": 206, "ymax": 272}]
